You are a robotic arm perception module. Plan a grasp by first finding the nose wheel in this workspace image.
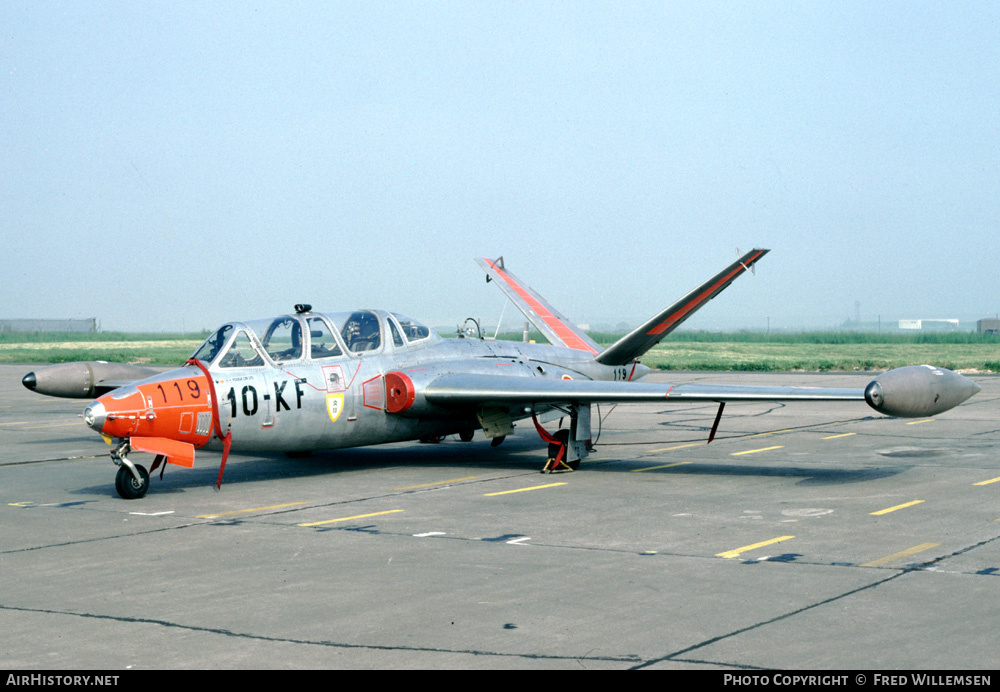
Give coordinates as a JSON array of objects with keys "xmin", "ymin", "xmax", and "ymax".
[
  {"xmin": 114, "ymin": 463, "xmax": 149, "ymax": 499},
  {"xmin": 111, "ymin": 439, "xmax": 150, "ymax": 499}
]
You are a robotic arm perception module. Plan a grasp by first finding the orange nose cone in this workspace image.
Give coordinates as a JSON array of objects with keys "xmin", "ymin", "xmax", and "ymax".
[
  {"xmin": 86, "ymin": 386, "xmax": 146, "ymax": 438},
  {"xmin": 83, "ymin": 369, "xmax": 215, "ymax": 445}
]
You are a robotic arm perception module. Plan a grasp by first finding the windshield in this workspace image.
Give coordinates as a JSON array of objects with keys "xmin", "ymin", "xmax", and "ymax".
[{"xmin": 191, "ymin": 325, "xmax": 234, "ymax": 364}]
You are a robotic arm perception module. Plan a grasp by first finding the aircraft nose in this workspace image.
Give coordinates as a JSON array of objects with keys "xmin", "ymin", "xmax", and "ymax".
[
  {"xmin": 22, "ymin": 372, "xmax": 37, "ymax": 391},
  {"xmin": 83, "ymin": 401, "xmax": 107, "ymax": 432}
]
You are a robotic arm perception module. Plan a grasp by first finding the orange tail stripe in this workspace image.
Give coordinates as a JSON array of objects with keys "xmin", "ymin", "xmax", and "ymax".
[
  {"xmin": 488, "ymin": 261, "xmax": 598, "ymax": 354},
  {"xmin": 646, "ymin": 250, "xmax": 765, "ymax": 336}
]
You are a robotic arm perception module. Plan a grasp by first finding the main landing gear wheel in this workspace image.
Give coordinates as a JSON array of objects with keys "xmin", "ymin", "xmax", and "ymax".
[
  {"xmin": 543, "ymin": 429, "xmax": 579, "ymax": 473},
  {"xmin": 115, "ymin": 464, "xmax": 149, "ymax": 500}
]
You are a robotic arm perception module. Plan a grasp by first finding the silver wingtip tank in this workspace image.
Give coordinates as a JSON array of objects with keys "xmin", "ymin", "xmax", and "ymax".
[
  {"xmin": 865, "ymin": 365, "xmax": 980, "ymax": 418},
  {"xmin": 21, "ymin": 362, "xmax": 161, "ymax": 399}
]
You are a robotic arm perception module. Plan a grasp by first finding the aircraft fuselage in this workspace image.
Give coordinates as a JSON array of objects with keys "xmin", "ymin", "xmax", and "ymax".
[{"xmin": 83, "ymin": 310, "xmax": 648, "ymax": 458}]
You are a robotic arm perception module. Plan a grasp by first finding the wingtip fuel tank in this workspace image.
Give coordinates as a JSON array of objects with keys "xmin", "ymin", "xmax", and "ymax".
[
  {"xmin": 21, "ymin": 362, "xmax": 162, "ymax": 399},
  {"xmin": 865, "ymin": 365, "xmax": 980, "ymax": 418}
]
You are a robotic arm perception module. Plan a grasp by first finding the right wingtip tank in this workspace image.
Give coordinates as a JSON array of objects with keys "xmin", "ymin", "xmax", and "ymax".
[{"xmin": 864, "ymin": 365, "xmax": 980, "ymax": 418}]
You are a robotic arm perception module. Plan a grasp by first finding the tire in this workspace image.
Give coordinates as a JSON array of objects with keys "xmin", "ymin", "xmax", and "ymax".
[{"xmin": 115, "ymin": 464, "xmax": 149, "ymax": 499}]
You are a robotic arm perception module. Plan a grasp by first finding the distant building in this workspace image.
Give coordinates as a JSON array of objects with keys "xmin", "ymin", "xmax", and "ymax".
[
  {"xmin": 898, "ymin": 319, "xmax": 959, "ymax": 332},
  {"xmin": 977, "ymin": 319, "xmax": 1000, "ymax": 336}
]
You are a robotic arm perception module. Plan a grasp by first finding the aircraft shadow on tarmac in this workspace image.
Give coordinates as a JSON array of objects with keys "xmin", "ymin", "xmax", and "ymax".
[
  {"xmin": 67, "ymin": 433, "xmax": 909, "ymax": 498},
  {"xmin": 614, "ymin": 461, "xmax": 911, "ymax": 486},
  {"xmin": 67, "ymin": 436, "xmax": 543, "ymax": 497}
]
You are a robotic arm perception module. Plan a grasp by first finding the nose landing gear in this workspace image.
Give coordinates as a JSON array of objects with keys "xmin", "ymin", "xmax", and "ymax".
[{"xmin": 111, "ymin": 440, "xmax": 150, "ymax": 499}]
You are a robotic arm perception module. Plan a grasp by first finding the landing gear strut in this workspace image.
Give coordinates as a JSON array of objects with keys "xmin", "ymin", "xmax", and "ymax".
[
  {"xmin": 111, "ymin": 439, "xmax": 150, "ymax": 499},
  {"xmin": 543, "ymin": 428, "xmax": 579, "ymax": 472},
  {"xmin": 532, "ymin": 404, "xmax": 591, "ymax": 473}
]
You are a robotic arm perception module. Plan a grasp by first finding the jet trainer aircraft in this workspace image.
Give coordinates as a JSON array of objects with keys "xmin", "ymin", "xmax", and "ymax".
[{"xmin": 23, "ymin": 250, "xmax": 981, "ymax": 499}]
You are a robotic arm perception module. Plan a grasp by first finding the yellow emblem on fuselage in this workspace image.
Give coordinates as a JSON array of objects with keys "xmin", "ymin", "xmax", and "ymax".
[{"xmin": 326, "ymin": 393, "xmax": 344, "ymax": 422}]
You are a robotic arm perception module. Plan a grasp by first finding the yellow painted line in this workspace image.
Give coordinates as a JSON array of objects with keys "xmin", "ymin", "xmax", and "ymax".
[
  {"xmin": 973, "ymin": 476, "xmax": 1000, "ymax": 486},
  {"xmin": 393, "ymin": 476, "xmax": 480, "ymax": 490},
  {"xmin": 860, "ymin": 542, "xmax": 941, "ymax": 568},
  {"xmin": 731, "ymin": 446, "xmax": 784, "ymax": 456},
  {"xmin": 484, "ymin": 482, "xmax": 567, "ymax": 497},
  {"xmin": 870, "ymin": 500, "xmax": 924, "ymax": 516},
  {"xmin": 0, "ymin": 421, "xmax": 29, "ymax": 426},
  {"xmin": 716, "ymin": 535, "xmax": 795, "ymax": 559},
  {"xmin": 906, "ymin": 419, "xmax": 934, "ymax": 425},
  {"xmin": 297, "ymin": 509, "xmax": 403, "ymax": 527},
  {"xmin": 647, "ymin": 443, "xmax": 702, "ymax": 454},
  {"xmin": 632, "ymin": 461, "xmax": 691, "ymax": 473},
  {"xmin": 822, "ymin": 432, "xmax": 856, "ymax": 440},
  {"xmin": 197, "ymin": 502, "xmax": 308, "ymax": 519}
]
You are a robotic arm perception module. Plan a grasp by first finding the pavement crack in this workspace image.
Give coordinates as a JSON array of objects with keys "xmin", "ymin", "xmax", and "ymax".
[
  {"xmin": 629, "ymin": 571, "xmax": 907, "ymax": 670},
  {"xmin": 0, "ymin": 522, "xmax": 205, "ymax": 555},
  {"xmin": 0, "ymin": 604, "xmax": 642, "ymax": 665}
]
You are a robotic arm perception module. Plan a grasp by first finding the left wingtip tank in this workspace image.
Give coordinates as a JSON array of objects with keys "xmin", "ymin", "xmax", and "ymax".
[
  {"xmin": 865, "ymin": 365, "xmax": 980, "ymax": 418},
  {"xmin": 22, "ymin": 361, "xmax": 161, "ymax": 399}
]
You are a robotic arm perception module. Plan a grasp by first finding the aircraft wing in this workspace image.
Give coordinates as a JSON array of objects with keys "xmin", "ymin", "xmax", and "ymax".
[
  {"xmin": 420, "ymin": 365, "xmax": 980, "ymax": 420},
  {"xmin": 423, "ymin": 373, "xmax": 864, "ymax": 407},
  {"xmin": 476, "ymin": 256, "xmax": 601, "ymax": 354}
]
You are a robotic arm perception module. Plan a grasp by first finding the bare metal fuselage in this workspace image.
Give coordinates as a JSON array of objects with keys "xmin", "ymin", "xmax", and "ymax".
[{"xmin": 126, "ymin": 316, "xmax": 638, "ymax": 456}]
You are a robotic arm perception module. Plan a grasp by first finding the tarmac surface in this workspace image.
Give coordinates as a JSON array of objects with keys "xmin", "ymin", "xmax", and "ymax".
[{"xmin": 1, "ymin": 363, "xmax": 998, "ymax": 670}]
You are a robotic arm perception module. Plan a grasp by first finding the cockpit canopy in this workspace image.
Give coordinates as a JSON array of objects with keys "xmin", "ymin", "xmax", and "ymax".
[{"xmin": 190, "ymin": 310, "xmax": 437, "ymax": 368}]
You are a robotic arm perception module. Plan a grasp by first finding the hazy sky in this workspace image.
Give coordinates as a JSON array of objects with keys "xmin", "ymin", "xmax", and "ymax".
[{"xmin": 3, "ymin": 2, "xmax": 998, "ymax": 333}]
